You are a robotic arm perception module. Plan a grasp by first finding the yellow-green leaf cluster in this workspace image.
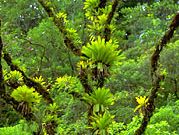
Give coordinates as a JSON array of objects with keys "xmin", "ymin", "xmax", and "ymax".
[
  {"xmin": 11, "ymin": 85, "xmax": 41, "ymax": 105},
  {"xmin": 84, "ymin": 0, "xmax": 99, "ymax": 10},
  {"xmin": 81, "ymin": 36, "xmax": 119, "ymax": 66},
  {"xmin": 77, "ymin": 60, "xmax": 93, "ymax": 70},
  {"xmin": 4, "ymin": 70, "xmax": 23, "ymax": 84},
  {"xmin": 66, "ymin": 28, "xmax": 82, "ymax": 45},
  {"xmin": 56, "ymin": 12, "xmax": 68, "ymax": 23},
  {"xmin": 54, "ymin": 75, "xmax": 83, "ymax": 93},
  {"xmin": 134, "ymin": 96, "xmax": 149, "ymax": 115},
  {"xmin": 33, "ymin": 76, "xmax": 46, "ymax": 86},
  {"xmin": 90, "ymin": 112, "xmax": 114, "ymax": 134},
  {"xmin": 83, "ymin": 87, "xmax": 114, "ymax": 113}
]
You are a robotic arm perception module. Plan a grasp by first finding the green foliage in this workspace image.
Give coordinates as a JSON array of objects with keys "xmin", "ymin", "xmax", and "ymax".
[
  {"xmin": 145, "ymin": 121, "xmax": 177, "ymax": 135},
  {"xmin": 67, "ymin": 28, "xmax": 82, "ymax": 46},
  {"xmin": 117, "ymin": 0, "xmax": 179, "ymax": 55},
  {"xmin": 43, "ymin": 103, "xmax": 59, "ymax": 123},
  {"xmin": 109, "ymin": 100, "xmax": 179, "ymax": 135},
  {"xmin": 50, "ymin": 75, "xmax": 87, "ymax": 134},
  {"xmin": 119, "ymin": 116, "xmax": 142, "ymax": 135},
  {"xmin": 32, "ymin": 76, "xmax": 46, "ymax": 86},
  {"xmin": 149, "ymin": 100, "xmax": 179, "ymax": 134},
  {"xmin": 11, "ymin": 85, "xmax": 41, "ymax": 105},
  {"xmin": 110, "ymin": 91, "xmax": 136, "ymax": 124},
  {"xmin": 134, "ymin": 96, "xmax": 149, "ymax": 116},
  {"xmin": 84, "ymin": 0, "xmax": 99, "ymax": 10},
  {"xmin": 81, "ymin": 36, "xmax": 119, "ymax": 67},
  {"xmin": 56, "ymin": 12, "xmax": 68, "ymax": 24},
  {"xmin": 83, "ymin": 0, "xmax": 115, "ymax": 41},
  {"xmin": 160, "ymin": 40, "xmax": 179, "ymax": 96},
  {"xmin": 4, "ymin": 70, "xmax": 23, "ymax": 85},
  {"xmin": 57, "ymin": 118, "xmax": 88, "ymax": 135},
  {"xmin": 0, "ymin": 98, "xmax": 21, "ymax": 127},
  {"xmin": 1, "ymin": 0, "xmax": 179, "ymax": 134},
  {"xmin": 84, "ymin": 0, "xmax": 100, "ymax": 21},
  {"xmin": 26, "ymin": 18, "xmax": 73, "ymax": 78},
  {"xmin": 108, "ymin": 121, "xmax": 125, "ymax": 135},
  {"xmin": 54, "ymin": 75, "xmax": 83, "ymax": 94},
  {"xmin": 90, "ymin": 112, "xmax": 114, "ymax": 135},
  {"xmin": 84, "ymin": 87, "xmax": 114, "ymax": 113},
  {"xmin": 0, "ymin": 120, "xmax": 36, "ymax": 135},
  {"xmin": 0, "ymin": 125, "xmax": 30, "ymax": 135},
  {"xmin": 109, "ymin": 57, "xmax": 151, "ymax": 92}
]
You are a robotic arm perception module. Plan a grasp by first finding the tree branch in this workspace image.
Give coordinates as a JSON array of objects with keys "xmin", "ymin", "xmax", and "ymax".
[
  {"xmin": 37, "ymin": 0, "xmax": 81, "ymax": 56},
  {"xmin": 0, "ymin": 19, "xmax": 38, "ymax": 121},
  {"xmin": 104, "ymin": 0, "xmax": 119, "ymax": 41},
  {"xmin": 134, "ymin": 12, "xmax": 179, "ymax": 135},
  {"xmin": 98, "ymin": 0, "xmax": 107, "ymax": 9},
  {"xmin": 3, "ymin": 52, "xmax": 53, "ymax": 104}
]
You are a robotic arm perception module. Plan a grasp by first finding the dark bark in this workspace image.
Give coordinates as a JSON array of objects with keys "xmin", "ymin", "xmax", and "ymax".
[
  {"xmin": 3, "ymin": 53, "xmax": 53, "ymax": 104},
  {"xmin": 0, "ymin": 20, "xmax": 4, "ymax": 97},
  {"xmin": 79, "ymin": 68, "xmax": 92, "ymax": 93},
  {"xmin": 0, "ymin": 20, "xmax": 37, "ymax": 120},
  {"xmin": 92, "ymin": 66, "xmax": 105, "ymax": 88},
  {"xmin": 44, "ymin": 121, "xmax": 57, "ymax": 135},
  {"xmin": 37, "ymin": 1, "xmax": 118, "ymax": 133},
  {"xmin": 0, "ymin": 20, "xmax": 18, "ymax": 117},
  {"xmin": 98, "ymin": 0, "xmax": 107, "ymax": 9},
  {"xmin": 104, "ymin": 0, "xmax": 119, "ymax": 42},
  {"xmin": 171, "ymin": 78, "xmax": 179, "ymax": 99},
  {"xmin": 134, "ymin": 12, "xmax": 179, "ymax": 135},
  {"xmin": 1, "ymin": 20, "xmax": 55, "ymax": 135},
  {"xmin": 37, "ymin": 0, "xmax": 81, "ymax": 56}
]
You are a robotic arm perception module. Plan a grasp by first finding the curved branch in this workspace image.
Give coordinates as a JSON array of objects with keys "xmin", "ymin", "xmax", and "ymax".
[
  {"xmin": 134, "ymin": 12, "xmax": 179, "ymax": 135},
  {"xmin": 37, "ymin": 0, "xmax": 81, "ymax": 56},
  {"xmin": 3, "ymin": 52, "xmax": 53, "ymax": 104},
  {"xmin": 0, "ymin": 19, "xmax": 38, "ymax": 122},
  {"xmin": 104, "ymin": 0, "xmax": 119, "ymax": 41}
]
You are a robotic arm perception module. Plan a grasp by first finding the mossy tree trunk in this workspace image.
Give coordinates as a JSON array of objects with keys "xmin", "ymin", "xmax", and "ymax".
[{"xmin": 134, "ymin": 12, "xmax": 179, "ymax": 135}]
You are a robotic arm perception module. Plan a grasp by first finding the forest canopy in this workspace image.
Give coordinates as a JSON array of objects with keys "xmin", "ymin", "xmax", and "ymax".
[{"xmin": 0, "ymin": 0, "xmax": 179, "ymax": 135}]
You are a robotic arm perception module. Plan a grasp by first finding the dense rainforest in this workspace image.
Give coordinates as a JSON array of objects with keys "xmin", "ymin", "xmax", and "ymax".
[{"xmin": 0, "ymin": 0, "xmax": 179, "ymax": 134}]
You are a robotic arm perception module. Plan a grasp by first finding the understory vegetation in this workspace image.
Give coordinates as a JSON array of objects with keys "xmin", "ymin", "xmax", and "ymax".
[{"xmin": 0, "ymin": 0, "xmax": 179, "ymax": 135}]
